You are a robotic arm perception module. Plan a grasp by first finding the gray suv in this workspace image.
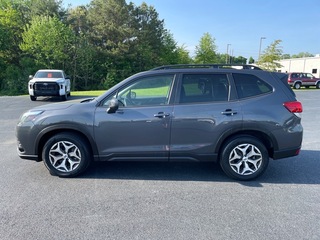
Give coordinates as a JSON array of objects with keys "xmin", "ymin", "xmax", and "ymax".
[{"xmin": 16, "ymin": 64, "xmax": 303, "ymax": 180}]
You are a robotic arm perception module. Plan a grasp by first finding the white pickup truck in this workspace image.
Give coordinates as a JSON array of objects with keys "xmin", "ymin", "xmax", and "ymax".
[{"xmin": 28, "ymin": 69, "xmax": 71, "ymax": 101}]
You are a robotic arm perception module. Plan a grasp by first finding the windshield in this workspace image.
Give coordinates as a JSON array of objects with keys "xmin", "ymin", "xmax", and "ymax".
[{"xmin": 35, "ymin": 71, "xmax": 63, "ymax": 78}]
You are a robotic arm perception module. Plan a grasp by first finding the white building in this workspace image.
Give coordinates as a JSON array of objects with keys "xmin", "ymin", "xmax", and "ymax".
[{"xmin": 277, "ymin": 55, "xmax": 320, "ymax": 77}]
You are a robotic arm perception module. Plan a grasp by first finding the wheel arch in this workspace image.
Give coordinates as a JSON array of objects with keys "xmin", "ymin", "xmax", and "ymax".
[
  {"xmin": 36, "ymin": 127, "xmax": 98, "ymax": 162},
  {"xmin": 293, "ymin": 81, "xmax": 302, "ymax": 87},
  {"xmin": 216, "ymin": 130, "xmax": 276, "ymax": 161}
]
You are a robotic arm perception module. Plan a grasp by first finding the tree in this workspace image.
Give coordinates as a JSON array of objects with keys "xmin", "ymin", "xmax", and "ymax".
[
  {"xmin": 87, "ymin": 0, "xmax": 133, "ymax": 88},
  {"xmin": 257, "ymin": 39, "xmax": 283, "ymax": 71},
  {"xmin": 194, "ymin": 32, "xmax": 218, "ymax": 64},
  {"xmin": 248, "ymin": 56, "xmax": 255, "ymax": 64},
  {"xmin": 291, "ymin": 52, "xmax": 314, "ymax": 58},
  {"xmin": 128, "ymin": 2, "xmax": 167, "ymax": 70},
  {"xmin": 282, "ymin": 54, "xmax": 291, "ymax": 59},
  {"xmin": 66, "ymin": 5, "xmax": 97, "ymax": 90},
  {"xmin": 176, "ymin": 45, "xmax": 193, "ymax": 64},
  {"xmin": 27, "ymin": 0, "xmax": 64, "ymax": 19},
  {"xmin": 20, "ymin": 16, "xmax": 75, "ymax": 68},
  {"xmin": 0, "ymin": 0, "xmax": 67, "ymax": 94},
  {"xmin": 232, "ymin": 56, "xmax": 247, "ymax": 64}
]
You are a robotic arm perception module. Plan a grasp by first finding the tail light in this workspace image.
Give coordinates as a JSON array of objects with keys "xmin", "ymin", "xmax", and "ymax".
[{"xmin": 283, "ymin": 101, "xmax": 303, "ymax": 114}]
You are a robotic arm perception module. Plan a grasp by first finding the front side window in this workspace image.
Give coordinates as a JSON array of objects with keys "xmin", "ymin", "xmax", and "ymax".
[
  {"xmin": 180, "ymin": 74, "xmax": 229, "ymax": 103},
  {"xmin": 107, "ymin": 75, "xmax": 174, "ymax": 107},
  {"xmin": 233, "ymin": 73, "xmax": 273, "ymax": 99},
  {"xmin": 306, "ymin": 73, "xmax": 314, "ymax": 79}
]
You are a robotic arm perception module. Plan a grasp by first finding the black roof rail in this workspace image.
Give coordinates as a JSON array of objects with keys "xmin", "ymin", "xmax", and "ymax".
[{"xmin": 151, "ymin": 64, "xmax": 262, "ymax": 71}]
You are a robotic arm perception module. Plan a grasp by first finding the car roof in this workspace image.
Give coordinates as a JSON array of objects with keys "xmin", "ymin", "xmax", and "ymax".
[
  {"xmin": 37, "ymin": 69, "xmax": 64, "ymax": 72},
  {"xmin": 151, "ymin": 64, "xmax": 262, "ymax": 71}
]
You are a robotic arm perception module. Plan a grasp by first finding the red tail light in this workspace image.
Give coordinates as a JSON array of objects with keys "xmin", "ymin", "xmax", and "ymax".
[{"xmin": 283, "ymin": 101, "xmax": 303, "ymax": 113}]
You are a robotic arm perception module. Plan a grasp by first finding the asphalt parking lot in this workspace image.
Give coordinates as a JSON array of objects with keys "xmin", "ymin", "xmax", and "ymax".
[{"xmin": 1, "ymin": 90, "xmax": 320, "ymax": 240}]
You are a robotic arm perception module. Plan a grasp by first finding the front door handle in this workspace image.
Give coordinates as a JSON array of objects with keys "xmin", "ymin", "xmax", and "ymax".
[
  {"xmin": 154, "ymin": 112, "xmax": 170, "ymax": 118},
  {"xmin": 221, "ymin": 109, "xmax": 237, "ymax": 116}
]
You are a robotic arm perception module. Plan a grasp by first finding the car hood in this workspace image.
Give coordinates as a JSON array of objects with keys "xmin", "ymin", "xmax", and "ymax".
[
  {"xmin": 29, "ymin": 78, "xmax": 64, "ymax": 83},
  {"xmin": 31, "ymin": 98, "xmax": 96, "ymax": 112}
]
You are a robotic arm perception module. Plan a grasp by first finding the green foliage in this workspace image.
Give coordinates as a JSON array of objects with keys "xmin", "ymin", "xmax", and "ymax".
[
  {"xmin": 176, "ymin": 45, "xmax": 193, "ymax": 64},
  {"xmin": 194, "ymin": 32, "xmax": 218, "ymax": 64},
  {"xmin": 232, "ymin": 56, "xmax": 247, "ymax": 64},
  {"xmin": 2, "ymin": 0, "xmax": 307, "ymax": 96},
  {"xmin": 291, "ymin": 52, "xmax": 314, "ymax": 58},
  {"xmin": 248, "ymin": 56, "xmax": 255, "ymax": 64},
  {"xmin": 20, "ymin": 16, "xmax": 74, "ymax": 68},
  {"xmin": 257, "ymin": 39, "xmax": 283, "ymax": 71}
]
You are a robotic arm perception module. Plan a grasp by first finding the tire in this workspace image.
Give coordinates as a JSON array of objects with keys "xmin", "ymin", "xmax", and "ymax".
[
  {"xmin": 294, "ymin": 82, "xmax": 301, "ymax": 89},
  {"xmin": 316, "ymin": 82, "xmax": 320, "ymax": 89},
  {"xmin": 61, "ymin": 91, "xmax": 68, "ymax": 101},
  {"xmin": 42, "ymin": 133, "xmax": 91, "ymax": 177},
  {"xmin": 220, "ymin": 136, "xmax": 269, "ymax": 181},
  {"xmin": 30, "ymin": 95, "xmax": 37, "ymax": 101}
]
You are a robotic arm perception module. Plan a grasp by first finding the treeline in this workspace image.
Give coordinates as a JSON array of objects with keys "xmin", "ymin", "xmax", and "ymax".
[{"xmin": 0, "ymin": 0, "xmax": 252, "ymax": 95}]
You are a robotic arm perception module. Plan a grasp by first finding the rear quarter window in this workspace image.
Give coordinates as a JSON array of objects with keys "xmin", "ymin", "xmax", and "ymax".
[{"xmin": 233, "ymin": 73, "xmax": 273, "ymax": 99}]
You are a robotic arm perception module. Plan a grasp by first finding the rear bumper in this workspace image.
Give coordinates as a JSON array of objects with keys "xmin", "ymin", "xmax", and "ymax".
[{"xmin": 272, "ymin": 146, "xmax": 301, "ymax": 160}]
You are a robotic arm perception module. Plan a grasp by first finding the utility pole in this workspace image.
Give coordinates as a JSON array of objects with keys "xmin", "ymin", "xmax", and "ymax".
[
  {"xmin": 226, "ymin": 44, "xmax": 231, "ymax": 64},
  {"xmin": 258, "ymin": 37, "xmax": 266, "ymax": 60}
]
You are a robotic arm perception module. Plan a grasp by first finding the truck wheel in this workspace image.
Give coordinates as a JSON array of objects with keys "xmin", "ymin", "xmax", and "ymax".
[
  {"xmin": 61, "ymin": 89, "xmax": 68, "ymax": 101},
  {"xmin": 42, "ymin": 133, "xmax": 91, "ymax": 177},
  {"xmin": 220, "ymin": 136, "xmax": 269, "ymax": 181},
  {"xmin": 30, "ymin": 95, "xmax": 37, "ymax": 101}
]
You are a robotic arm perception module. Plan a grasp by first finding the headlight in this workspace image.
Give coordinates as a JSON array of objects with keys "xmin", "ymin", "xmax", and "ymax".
[{"xmin": 19, "ymin": 110, "xmax": 44, "ymax": 124}]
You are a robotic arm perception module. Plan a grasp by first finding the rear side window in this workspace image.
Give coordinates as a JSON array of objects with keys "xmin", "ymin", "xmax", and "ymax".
[
  {"xmin": 180, "ymin": 74, "xmax": 229, "ymax": 103},
  {"xmin": 233, "ymin": 73, "xmax": 273, "ymax": 99}
]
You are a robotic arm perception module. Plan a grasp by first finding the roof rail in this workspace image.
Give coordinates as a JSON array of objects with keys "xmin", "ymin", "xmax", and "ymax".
[{"xmin": 151, "ymin": 64, "xmax": 262, "ymax": 70}]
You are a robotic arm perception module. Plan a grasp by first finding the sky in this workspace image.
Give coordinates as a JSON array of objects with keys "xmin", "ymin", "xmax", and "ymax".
[{"xmin": 64, "ymin": 0, "xmax": 320, "ymax": 60}]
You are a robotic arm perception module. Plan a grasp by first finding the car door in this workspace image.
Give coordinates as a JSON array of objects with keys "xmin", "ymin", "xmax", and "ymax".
[
  {"xmin": 170, "ymin": 73, "xmax": 242, "ymax": 161},
  {"xmin": 94, "ymin": 74, "xmax": 175, "ymax": 161},
  {"xmin": 305, "ymin": 73, "xmax": 315, "ymax": 86}
]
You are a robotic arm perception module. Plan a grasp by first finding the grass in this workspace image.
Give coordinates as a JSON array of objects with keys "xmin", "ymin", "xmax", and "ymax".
[{"xmin": 71, "ymin": 90, "xmax": 105, "ymax": 97}]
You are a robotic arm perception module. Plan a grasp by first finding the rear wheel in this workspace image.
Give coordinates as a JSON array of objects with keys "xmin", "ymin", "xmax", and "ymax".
[
  {"xmin": 316, "ymin": 82, "xmax": 320, "ymax": 89},
  {"xmin": 220, "ymin": 136, "xmax": 269, "ymax": 180},
  {"xmin": 294, "ymin": 82, "xmax": 301, "ymax": 89},
  {"xmin": 42, "ymin": 133, "xmax": 91, "ymax": 177}
]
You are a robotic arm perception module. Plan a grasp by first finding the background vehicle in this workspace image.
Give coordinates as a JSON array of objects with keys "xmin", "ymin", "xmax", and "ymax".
[
  {"xmin": 17, "ymin": 64, "xmax": 303, "ymax": 180},
  {"xmin": 28, "ymin": 69, "xmax": 71, "ymax": 101},
  {"xmin": 287, "ymin": 72, "xmax": 320, "ymax": 89}
]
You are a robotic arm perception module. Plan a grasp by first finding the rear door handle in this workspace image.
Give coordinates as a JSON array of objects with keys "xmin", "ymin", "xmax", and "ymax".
[
  {"xmin": 154, "ymin": 112, "xmax": 170, "ymax": 118},
  {"xmin": 221, "ymin": 109, "xmax": 237, "ymax": 116}
]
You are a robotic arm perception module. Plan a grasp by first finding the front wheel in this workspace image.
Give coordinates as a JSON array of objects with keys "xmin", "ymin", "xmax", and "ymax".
[
  {"xmin": 61, "ymin": 92, "xmax": 68, "ymax": 101},
  {"xmin": 30, "ymin": 95, "xmax": 37, "ymax": 101},
  {"xmin": 316, "ymin": 82, "xmax": 320, "ymax": 89},
  {"xmin": 42, "ymin": 133, "xmax": 91, "ymax": 177},
  {"xmin": 220, "ymin": 136, "xmax": 269, "ymax": 180}
]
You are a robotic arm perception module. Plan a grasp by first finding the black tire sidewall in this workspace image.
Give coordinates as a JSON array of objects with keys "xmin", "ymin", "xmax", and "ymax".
[
  {"xmin": 220, "ymin": 136, "xmax": 269, "ymax": 181},
  {"xmin": 42, "ymin": 133, "xmax": 91, "ymax": 177}
]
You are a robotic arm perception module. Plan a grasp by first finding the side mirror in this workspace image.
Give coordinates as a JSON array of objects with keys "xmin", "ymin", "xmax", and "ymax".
[
  {"xmin": 107, "ymin": 98, "xmax": 119, "ymax": 114},
  {"xmin": 29, "ymin": 75, "xmax": 33, "ymax": 80}
]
